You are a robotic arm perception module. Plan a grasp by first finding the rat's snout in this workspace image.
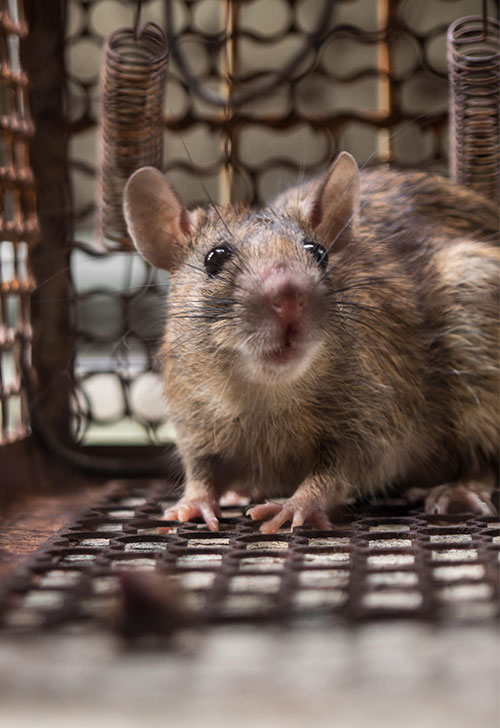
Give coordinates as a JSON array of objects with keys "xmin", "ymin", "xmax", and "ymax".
[{"xmin": 261, "ymin": 271, "xmax": 308, "ymax": 327}]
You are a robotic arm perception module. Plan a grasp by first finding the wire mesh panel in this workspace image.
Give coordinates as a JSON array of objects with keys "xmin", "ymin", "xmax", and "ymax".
[
  {"xmin": 0, "ymin": 0, "xmax": 38, "ymax": 445},
  {"xmin": 0, "ymin": 481, "xmax": 498, "ymax": 633},
  {"xmin": 23, "ymin": 0, "xmax": 499, "ymax": 452}
]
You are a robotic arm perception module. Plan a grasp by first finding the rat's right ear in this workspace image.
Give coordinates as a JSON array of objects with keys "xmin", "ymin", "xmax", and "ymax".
[
  {"xmin": 299, "ymin": 152, "xmax": 360, "ymax": 252},
  {"xmin": 123, "ymin": 167, "xmax": 196, "ymax": 271}
]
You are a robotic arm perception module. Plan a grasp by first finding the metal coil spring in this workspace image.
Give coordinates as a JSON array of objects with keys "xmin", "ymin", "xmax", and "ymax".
[
  {"xmin": 448, "ymin": 15, "xmax": 500, "ymax": 203},
  {"xmin": 97, "ymin": 23, "xmax": 168, "ymax": 250}
]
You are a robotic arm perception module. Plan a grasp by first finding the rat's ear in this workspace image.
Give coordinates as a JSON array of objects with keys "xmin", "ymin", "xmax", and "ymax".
[
  {"xmin": 301, "ymin": 152, "xmax": 360, "ymax": 252},
  {"xmin": 123, "ymin": 167, "xmax": 197, "ymax": 271}
]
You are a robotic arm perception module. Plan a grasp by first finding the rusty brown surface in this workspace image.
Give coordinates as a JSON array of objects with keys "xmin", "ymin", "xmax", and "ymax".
[{"xmin": 0, "ymin": 476, "xmax": 113, "ymax": 581}]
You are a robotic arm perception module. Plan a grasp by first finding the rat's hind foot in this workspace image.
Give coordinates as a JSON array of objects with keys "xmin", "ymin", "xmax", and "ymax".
[
  {"xmin": 162, "ymin": 496, "xmax": 222, "ymax": 532},
  {"xmin": 247, "ymin": 499, "xmax": 332, "ymax": 534},
  {"xmin": 405, "ymin": 479, "xmax": 496, "ymax": 516}
]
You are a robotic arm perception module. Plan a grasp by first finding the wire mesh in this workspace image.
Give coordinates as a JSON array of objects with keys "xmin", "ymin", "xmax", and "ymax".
[
  {"xmin": 0, "ymin": 0, "xmax": 38, "ymax": 445},
  {"xmin": 0, "ymin": 481, "xmax": 498, "ymax": 633}
]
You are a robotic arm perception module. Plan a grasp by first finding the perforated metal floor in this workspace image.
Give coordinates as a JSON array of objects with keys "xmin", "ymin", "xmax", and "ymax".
[{"xmin": 0, "ymin": 481, "xmax": 498, "ymax": 634}]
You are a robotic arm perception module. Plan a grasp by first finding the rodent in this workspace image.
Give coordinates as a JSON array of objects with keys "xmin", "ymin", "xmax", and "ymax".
[{"xmin": 123, "ymin": 152, "xmax": 499, "ymax": 533}]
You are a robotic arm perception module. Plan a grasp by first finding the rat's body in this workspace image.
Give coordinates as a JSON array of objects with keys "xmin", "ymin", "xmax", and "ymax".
[{"xmin": 124, "ymin": 155, "xmax": 499, "ymax": 532}]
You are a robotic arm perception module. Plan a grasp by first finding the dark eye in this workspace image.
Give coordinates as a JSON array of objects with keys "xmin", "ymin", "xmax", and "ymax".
[
  {"xmin": 204, "ymin": 245, "xmax": 233, "ymax": 276},
  {"xmin": 302, "ymin": 240, "xmax": 328, "ymax": 269}
]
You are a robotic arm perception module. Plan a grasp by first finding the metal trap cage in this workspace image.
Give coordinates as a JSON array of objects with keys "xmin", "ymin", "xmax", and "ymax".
[{"xmin": 0, "ymin": 0, "xmax": 499, "ymax": 633}]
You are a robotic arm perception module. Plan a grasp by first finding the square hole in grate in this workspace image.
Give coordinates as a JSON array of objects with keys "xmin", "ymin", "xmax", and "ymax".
[
  {"xmin": 185, "ymin": 538, "xmax": 232, "ymax": 547},
  {"xmin": 438, "ymin": 583, "xmax": 493, "ymax": 602},
  {"xmin": 37, "ymin": 570, "xmax": 82, "ymax": 588},
  {"xmin": 21, "ymin": 590, "xmax": 66, "ymax": 610},
  {"xmin": 433, "ymin": 564, "xmax": 485, "ymax": 581},
  {"xmin": 119, "ymin": 498, "xmax": 147, "ymax": 507},
  {"xmin": 368, "ymin": 538, "xmax": 413, "ymax": 549},
  {"xmin": 104, "ymin": 509, "xmax": 135, "ymax": 518},
  {"xmin": 123, "ymin": 541, "xmax": 166, "ymax": 552},
  {"xmin": 237, "ymin": 555, "xmax": 287, "ymax": 571},
  {"xmin": 229, "ymin": 575, "xmax": 281, "ymax": 593},
  {"xmin": 246, "ymin": 540, "xmax": 290, "ymax": 551},
  {"xmin": 362, "ymin": 590, "xmax": 423, "ymax": 610},
  {"xmin": 431, "ymin": 549, "xmax": 478, "ymax": 562},
  {"xmin": 110, "ymin": 558, "xmax": 157, "ymax": 571},
  {"xmin": 221, "ymin": 593, "xmax": 275, "ymax": 617},
  {"xmin": 176, "ymin": 571, "xmax": 217, "ymax": 590},
  {"xmin": 175, "ymin": 553, "xmax": 224, "ymax": 567},
  {"xmin": 367, "ymin": 553, "xmax": 415, "ymax": 568},
  {"xmin": 94, "ymin": 523, "xmax": 123, "ymax": 532},
  {"xmin": 429, "ymin": 534, "xmax": 473, "ymax": 544},
  {"xmin": 307, "ymin": 537, "xmax": 351, "ymax": 547},
  {"xmin": 293, "ymin": 589, "xmax": 347, "ymax": 609},
  {"xmin": 91, "ymin": 576, "xmax": 121, "ymax": 595},
  {"xmin": 77, "ymin": 538, "xmax": 111, "ymax": 548},
  {"xmin": 367, "ymin": 571, "xmax": 419, "ymax": 587},
  {"xmin": 303, "ymin": 552, "xmax": 350, "ymax": 564},
  {"xmin": 59, "ymin": 552, "xmax": 98, "ymax": 564},
  {"xmin": 369, "ymin": 523, "xmax": 410, "ymax": 533},
  {"xmin": 298, "ymin": 570, "xmax": 350, "ymax": 588}
]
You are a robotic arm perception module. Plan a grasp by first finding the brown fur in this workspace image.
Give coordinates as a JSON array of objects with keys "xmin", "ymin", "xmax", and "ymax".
[{"xmin": 125, "ymin": 159, "xmax": 499, "ymax": 526}]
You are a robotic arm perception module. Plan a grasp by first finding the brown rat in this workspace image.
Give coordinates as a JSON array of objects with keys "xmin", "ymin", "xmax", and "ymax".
[{"xmin": 123, "ymin": 153, "xmax": 499, "ymax": 533}]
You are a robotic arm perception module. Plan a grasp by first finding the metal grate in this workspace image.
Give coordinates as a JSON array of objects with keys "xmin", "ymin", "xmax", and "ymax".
[
  {"xmin": 24, "ymin": 0, "xmax": 499, "ymax": 452},
  {"xmin": 0, "ymin": 0, "xmax": 38, "ymax": 445},
  {"xmin": 0, "ymin": 481, "xmax": 498, "ymax": 634}
]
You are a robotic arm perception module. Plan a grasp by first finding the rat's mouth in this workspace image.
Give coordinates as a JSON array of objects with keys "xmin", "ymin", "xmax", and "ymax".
[
  {"xmin": 260, "ymin": 328, "xmax": 303, "ymax": 367},
  {"xmin": 262, "ymin": 342, "xmax": 297, "ymax": 365}
]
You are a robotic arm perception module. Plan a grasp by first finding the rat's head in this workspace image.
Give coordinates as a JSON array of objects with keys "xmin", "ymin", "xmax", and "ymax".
[{"xmin": 124, "ymin": 153, "xmax": 360, "ymax": 384}]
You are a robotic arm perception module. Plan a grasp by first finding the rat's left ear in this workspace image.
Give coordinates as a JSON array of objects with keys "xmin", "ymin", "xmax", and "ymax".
[{"xmin": 301, "ymin": 152, "xmax": 360, "ymax": 252}]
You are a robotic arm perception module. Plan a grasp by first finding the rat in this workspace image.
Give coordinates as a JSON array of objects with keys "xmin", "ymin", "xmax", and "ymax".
[{"xmin": 123, "ymin": 152, "xmax": 499, "ymax": 533}]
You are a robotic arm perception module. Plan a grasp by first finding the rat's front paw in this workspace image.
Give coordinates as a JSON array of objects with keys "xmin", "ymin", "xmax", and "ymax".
[
  {"xmin": 162, "ymin": 496, "xmax": 222, "ymax": 532},
  {"xmin": 247, "ymin": 498, "xmax": 332, "ymax": 534}
]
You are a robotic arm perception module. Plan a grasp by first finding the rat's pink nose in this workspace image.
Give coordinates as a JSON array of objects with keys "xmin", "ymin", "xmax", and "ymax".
[{"xmin": 271, "ymin": 289, "xmax": 306, "ymax": 324}]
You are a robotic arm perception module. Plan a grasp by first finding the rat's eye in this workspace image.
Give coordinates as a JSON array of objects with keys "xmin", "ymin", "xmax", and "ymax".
[
  {"xmin": 302, "ymin": 240, "xmax": 328, "ymax": 269},
  {"xmin": 204, "ymin": 245, "xmax": 233, "ymax": 276}
]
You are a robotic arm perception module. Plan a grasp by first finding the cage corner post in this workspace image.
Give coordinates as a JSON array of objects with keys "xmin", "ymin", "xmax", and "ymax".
[{"xmin": 22, "ymin": 0, "xmax": 75, "ymax": 449}]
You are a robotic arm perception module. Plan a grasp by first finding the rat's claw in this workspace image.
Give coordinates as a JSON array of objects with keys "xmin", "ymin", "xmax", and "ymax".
[
  {"xmin": 260, "ymin": 507, "xmax": 295, "ymax": 534},
  {"xmin": 162, "ymin": 497, "xmax": 221, "ymax": 531},
  {"xmin": 248, "ymin": 499, "xmax": 332, "ymax": 534},
  {"xmin": 247, "ymin": 502, "xmax": 283, "ymax": 521},
  {"xmin": 200, "ymin": 503, "xmax": 221, "ymax": 531}
]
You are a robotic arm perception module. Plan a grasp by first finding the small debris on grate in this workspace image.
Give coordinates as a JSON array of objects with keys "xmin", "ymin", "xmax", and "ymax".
[{"xmin": 0, "ymin": 481, "xmax": 498, "ymax": 635}]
